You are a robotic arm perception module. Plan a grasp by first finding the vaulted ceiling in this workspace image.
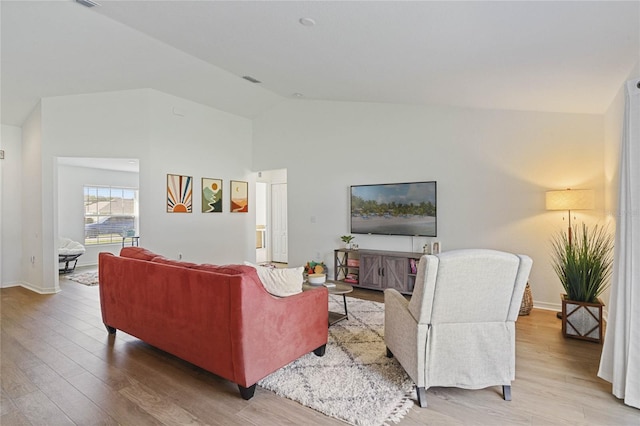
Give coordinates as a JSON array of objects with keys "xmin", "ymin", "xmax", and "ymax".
[{"xmin": 2, "ymin": 0, "xmax": 639, "ymax": 126}]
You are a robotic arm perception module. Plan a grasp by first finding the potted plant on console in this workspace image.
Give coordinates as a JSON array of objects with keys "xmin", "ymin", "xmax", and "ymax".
[
  {"xmin": 341, "ymin": 235, "xmax": 355, "ymax": 250},
  {"xmin": 550, "ymin": 223, "xmax": 613, "ymax": 343}
]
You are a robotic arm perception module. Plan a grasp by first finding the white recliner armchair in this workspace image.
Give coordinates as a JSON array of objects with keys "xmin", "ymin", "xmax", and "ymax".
[{"xmin": 384, "ymin": 249, "xmax": 533, "ymax": 408}]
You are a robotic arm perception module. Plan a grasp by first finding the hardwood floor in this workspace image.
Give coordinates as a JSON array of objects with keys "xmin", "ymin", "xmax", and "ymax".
[{"xmin": 2, "ymin": 272, "xmax": 638, "ymax": 425}]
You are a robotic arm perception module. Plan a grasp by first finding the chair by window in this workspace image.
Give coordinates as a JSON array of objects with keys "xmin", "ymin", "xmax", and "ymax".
[{"xmin": 384, "ymin": 249, "xmax": 533, "ymax": 408}]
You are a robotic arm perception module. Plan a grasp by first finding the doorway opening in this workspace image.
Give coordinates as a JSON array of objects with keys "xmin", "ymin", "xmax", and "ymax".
[{"xmin": 255, "ymin": 169, "xmax": 287, "ymax": 265}]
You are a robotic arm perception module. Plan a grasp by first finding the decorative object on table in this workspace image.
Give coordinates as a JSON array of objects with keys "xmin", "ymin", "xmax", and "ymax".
[
  {"xmin": 167, "ymin": 174, "xmax": 193, "ymax": 213},
  {"xmin": 230, "ymin": 180, "xmax": 248, "ymax": 212},
  {"xmin": 258, "ymin": 295, "xmax": 414, "ymax": 426},
  {"xmin": 340, "ymin": 235, "xmax": 355, "ymax": 249},
  {"xmin": 201, "ymin": 178, "xmax": 222, "ymax": 213},
  {"xmin": 431, "ymin": 241, "xmax": 441, "ymax": 254},
  {"xmin": 308, "ymin": 273, "xmax": 326, "ymax": 285},
  {"xmin": 519, "ymin": 283, "xmax": 533, "ymax": 316},
  {"xmin": 550, "ymin": 223, "xmax": 613, "ymax": 343},
  {"xmin": 423, "ymin": 243, "xmax": 431, "ymax": 254},
  {"xmin": 304, "ymin": 261, "xmax": 326, "ymax": 275}
]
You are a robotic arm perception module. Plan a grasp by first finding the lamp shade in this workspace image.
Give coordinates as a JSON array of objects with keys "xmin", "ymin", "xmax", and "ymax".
[{"xmin": 546, "ymin": 189, "xmax": 594, "ymax": 211}]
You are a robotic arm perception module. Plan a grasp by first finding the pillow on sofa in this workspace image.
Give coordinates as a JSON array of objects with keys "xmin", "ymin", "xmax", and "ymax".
[{"xmin": 244, "ymin": 262, "xmax": 304, "ymax": 297}]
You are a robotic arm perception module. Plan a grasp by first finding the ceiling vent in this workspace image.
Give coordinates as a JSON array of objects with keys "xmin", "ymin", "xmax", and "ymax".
[
  {"xmin": 242, "ymin": 76, "xmax": 261, "ymax": 84},
  {"xmin": 76, "ymin": 0, "xmax": 101, "ymax": 8}
]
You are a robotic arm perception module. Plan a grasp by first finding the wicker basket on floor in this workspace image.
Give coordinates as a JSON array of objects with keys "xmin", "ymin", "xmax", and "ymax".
[{"xmin": 519, "ymin": 283, "xmax": 533, "ymax": 316}]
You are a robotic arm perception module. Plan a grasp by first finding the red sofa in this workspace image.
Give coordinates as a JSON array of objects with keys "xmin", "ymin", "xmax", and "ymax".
[{"xmin": 99, "ymin": 247, "xmax": 328, "ymax": 399}]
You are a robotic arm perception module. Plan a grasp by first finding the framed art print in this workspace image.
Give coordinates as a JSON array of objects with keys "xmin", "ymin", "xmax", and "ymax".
[
  {"xmin": 202, "ymin": 178, "xmax": 223, "ymax": 213},
  {"xmin": 167, "ymin": 174, "xmax": 193, "ymax": 213},
  {"xmin": 230, "ymin": 180, "xmax": 248, "ymax": 213}
]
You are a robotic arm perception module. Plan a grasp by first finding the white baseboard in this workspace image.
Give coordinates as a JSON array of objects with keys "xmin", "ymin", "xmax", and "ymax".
[
  {"xmin": 3, "ymin": 281, "xmax": 61, "ymax": 294},
  {"xmin": 532, "ymin": 301, "xmax": 561, "ymax": 312}
]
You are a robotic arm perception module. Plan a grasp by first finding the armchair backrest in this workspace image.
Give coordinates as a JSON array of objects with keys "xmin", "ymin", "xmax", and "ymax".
[{"xmin": 408, "ymin": 249, "xmax": 532, "ymax": 324}]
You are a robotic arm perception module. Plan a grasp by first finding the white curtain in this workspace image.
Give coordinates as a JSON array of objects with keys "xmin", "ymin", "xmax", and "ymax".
[{"xmin": 598, "ymin": 79, "xmax": 640, "ymax": 409}]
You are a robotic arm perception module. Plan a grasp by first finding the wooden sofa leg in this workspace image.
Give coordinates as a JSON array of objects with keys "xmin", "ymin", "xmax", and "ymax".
[
  {"xmin": 239, "ymin": 384, "xmax": 256, "ymax": 400},
  {"xmin": 313, "ymin": 344, "xmax": 326, "ymax": 356},
  {"xmin": 416, "ymin": 386, "xmax": 428, "ymax": 408},
  {"xmin": 105, "ymin": 324, "xmax": 116, "ymax": 334},
  {"xmin": 503, "ymin": 385, "xmax": 512, "ymax": 401},
  {"xmin": 386, "ymin": 347, "xmax": 394, "ymax": 358}
]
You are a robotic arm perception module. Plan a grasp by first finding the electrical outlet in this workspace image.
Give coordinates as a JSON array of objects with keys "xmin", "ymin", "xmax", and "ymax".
[{"xmin": 178, "ymin": 253, "xmax": 183, "ymax": 260}]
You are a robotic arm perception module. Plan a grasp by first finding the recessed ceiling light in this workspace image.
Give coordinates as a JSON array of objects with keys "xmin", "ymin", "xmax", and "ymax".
[
  {"xmin": 299, "ymin": 17, "xmax": 316, "ymax": 27},
  {"xmin": 293, "ymin": 93, "xmax": 304, "ymax": 98}
]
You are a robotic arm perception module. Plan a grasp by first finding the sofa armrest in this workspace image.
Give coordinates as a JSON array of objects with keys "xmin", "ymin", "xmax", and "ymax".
[{"xmin": 231, "ymin": 283, "xmax": 329, "ymax": 387}]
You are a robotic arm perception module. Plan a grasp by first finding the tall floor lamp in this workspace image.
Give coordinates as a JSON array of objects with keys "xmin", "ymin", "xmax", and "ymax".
[
  {"xmin": 545, "ymin": 188, "xmax": 595, "ymax": 245},
  {"xmin": 545, "ymin": 188, "xmax": 594, "ymax": 318}
]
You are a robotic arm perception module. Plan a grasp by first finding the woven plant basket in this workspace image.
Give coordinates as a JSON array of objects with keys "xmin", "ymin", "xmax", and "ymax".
[{"xmin": 519, "ymin": 283, "xmax": 533, "ymax": 316}]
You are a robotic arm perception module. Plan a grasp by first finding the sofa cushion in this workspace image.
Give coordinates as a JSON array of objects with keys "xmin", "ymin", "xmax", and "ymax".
[
  {"xmin": 151, "ymin": 256, "xmax": 198, "ymax": 269},
  {"xmin": 244, "ymin": 262, "xmax": 303, "ymax": 297},
  {"xmin": 120, "ymin": 247, "xmax": 158, "ymax": 261}
]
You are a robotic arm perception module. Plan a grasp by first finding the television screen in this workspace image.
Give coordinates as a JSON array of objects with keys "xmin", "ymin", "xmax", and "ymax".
[{"xmin": 350, "ymin": 181, "xmax": 437, "ymax": 237}]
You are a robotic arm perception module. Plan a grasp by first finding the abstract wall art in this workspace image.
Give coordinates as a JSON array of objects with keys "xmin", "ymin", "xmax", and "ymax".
[
  {"xmin": 167, "ymin": 174, "xmax": 193, "ymax": 213},
  {"xmin": 202, "ymin": 178, "xmax": 223, "ymax": 213},
  {"xmin": 230, "ymin": 180, "xmax": 248, "ymax": 213}
]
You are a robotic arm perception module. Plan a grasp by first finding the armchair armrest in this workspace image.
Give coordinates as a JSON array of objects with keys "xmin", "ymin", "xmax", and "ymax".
[{"xmin": 384, "ymin": 288, "xmax": 424, "ymax": 386}]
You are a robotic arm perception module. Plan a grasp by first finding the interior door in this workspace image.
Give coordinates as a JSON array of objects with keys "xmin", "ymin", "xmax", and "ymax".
[{"xmin": 271, "ymin": 183, "xmax": 288, "ymax": 263}]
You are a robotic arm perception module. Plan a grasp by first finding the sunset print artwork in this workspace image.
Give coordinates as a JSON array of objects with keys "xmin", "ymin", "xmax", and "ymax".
[
  {"xmin": 202, "ymin": 178, "xmax": 223, "ymax": 213},
  {"xmin": 230, "ymin": 180, "xmax": 248, "ymax": 213},
  {"xmin": 167, "ymin": 174, "xmax": 193, "ymax": 213}
]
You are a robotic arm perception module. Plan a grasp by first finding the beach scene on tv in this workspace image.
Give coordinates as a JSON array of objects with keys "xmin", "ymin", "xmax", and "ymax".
[{"xmin": 351, "ymin": 182, "xmax": 437, "ymax": 236}]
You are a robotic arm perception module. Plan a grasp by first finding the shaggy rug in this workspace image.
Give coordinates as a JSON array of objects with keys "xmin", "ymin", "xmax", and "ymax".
[
  {"xmin": 258, "ymin": 295, "xmax": 415, "ymax": 426},
  {"xmin": 66, "ymin": 271, "xmax": 99, "ymax": 286}
]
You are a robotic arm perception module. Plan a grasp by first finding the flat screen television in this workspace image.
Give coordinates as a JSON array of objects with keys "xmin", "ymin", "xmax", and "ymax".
[{"xmin": 350, "ymin": 181, "xmax": 437, "ymax": 237}]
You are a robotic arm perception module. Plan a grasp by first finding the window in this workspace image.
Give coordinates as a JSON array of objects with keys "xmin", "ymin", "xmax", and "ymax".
[{"xmin": 84, "ymin": 185, "xmax": 138, "ymax": 245}]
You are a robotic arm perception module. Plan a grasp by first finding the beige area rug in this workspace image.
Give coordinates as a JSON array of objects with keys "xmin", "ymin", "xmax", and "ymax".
[
  {"xmin": 258, "ymin": 295, "xmax": 415, "ymax": 426},
  {"xmin": 66, "ymin": 271, "xmax": 99, "ymax": 286}
]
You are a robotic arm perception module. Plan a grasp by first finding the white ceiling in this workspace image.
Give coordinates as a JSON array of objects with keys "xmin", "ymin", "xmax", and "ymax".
[{"xmin": 2, "ymin": 0, "xmax": 639, "ymax": 127}]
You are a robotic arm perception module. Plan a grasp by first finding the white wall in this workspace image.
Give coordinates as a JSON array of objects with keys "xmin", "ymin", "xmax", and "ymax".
[
  {"xmin": 1, "ymin": 124, "xmax": 23, "ymax": 287},
  {"xmin": 57, "ymin": 163, "xmax": 139, "ymax": 266},
  {"xmin": 253, "ymin": 100, "xmax": 605, "ymax": 309},
  {"xmin": 144, "ymin": 90, "xmax": 254, "ymax": 264},
  {"xmin": 14, "ymin": 88, "xmax": 255, "ymax": 292},
  {"xmin": 21, "ymin": 105, "xmax": 52, "ymax": 293}
]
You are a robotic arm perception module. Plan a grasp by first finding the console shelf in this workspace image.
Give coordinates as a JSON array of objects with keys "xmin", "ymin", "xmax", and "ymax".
[{"xmin": 334, "ymin": 248, "xmax": 423, "ymax": 295}]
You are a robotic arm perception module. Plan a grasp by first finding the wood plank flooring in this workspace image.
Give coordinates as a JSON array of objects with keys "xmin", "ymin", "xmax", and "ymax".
[{"xmin": 2, "ymin": 270, "xmax": 638, "ymax": 425}]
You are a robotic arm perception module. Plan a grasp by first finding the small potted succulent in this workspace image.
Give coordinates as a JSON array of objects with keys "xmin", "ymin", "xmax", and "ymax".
[{"xmin": 340, "ymin": 235, "xmax": 355, "ymax": 249}]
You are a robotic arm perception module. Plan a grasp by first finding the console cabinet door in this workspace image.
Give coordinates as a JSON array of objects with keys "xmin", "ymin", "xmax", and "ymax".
[
  {"xmin": 383, "ymin": 256, "xmax": 409, "ymax": 292},
  {"xmin": 359, "ymin": 253, "xmax": 383, "ymax": 289}
]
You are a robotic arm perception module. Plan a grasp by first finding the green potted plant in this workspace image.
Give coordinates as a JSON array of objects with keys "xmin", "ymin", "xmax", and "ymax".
[
  {"xmin": 550, "ymin": 223, "xmax": 613, "ymax": 343},
  {"xmin": 340, "ymin": 235, "xmax": 355, "ymax": 249}
]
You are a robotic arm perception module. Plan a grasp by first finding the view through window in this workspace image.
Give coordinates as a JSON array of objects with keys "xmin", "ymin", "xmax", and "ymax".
[{"xmin": 84, "ymin": 185, "xmax": 138, "ymax": 245}]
